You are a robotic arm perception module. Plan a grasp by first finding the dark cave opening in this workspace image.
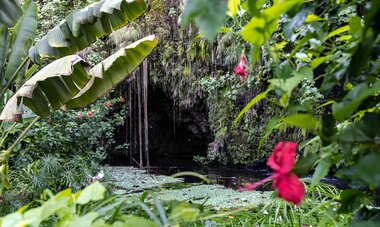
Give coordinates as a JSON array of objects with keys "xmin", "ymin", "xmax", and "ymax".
[{"xmin": 105, "ymin": 85, "xmax": 212, "ymax": 167}]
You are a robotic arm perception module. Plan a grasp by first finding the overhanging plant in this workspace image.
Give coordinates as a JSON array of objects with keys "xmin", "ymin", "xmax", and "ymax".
[{"xmin": 0, "ymin": 0, "xmax": 158, "ymax": 195}]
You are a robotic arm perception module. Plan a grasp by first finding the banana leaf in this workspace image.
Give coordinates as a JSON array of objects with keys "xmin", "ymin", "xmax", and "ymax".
[
  {"xmin": 0, "ymin": 35, "xmax": 158, "ymax": 122},
  {"xmin": 66, "ymin": 35, "xmax": 158, "ymax": 108},
  {"xmin": 0, "ymin": 25, "xmax": 9, "ymax": 82},
  {"xmin": 29, "ymin": 0, "xmax": 147, "ymax": 64},
  {"xmin": 4, "ymin": 0, "xmax": 37, "ymax": 81},
  {"xmin": 0, "ymin": 0, "xmax": 23, "ymax": 28},
  {"xmin": 0, "ymin": 55, "xmax": 90, "ymax": 122}
]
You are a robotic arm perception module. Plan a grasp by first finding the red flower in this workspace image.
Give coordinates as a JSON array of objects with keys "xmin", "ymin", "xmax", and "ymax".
[
  {"xmin": 241, "ymin": 142, "xmax": 304, "ymax": 205},
  {"xmin": 77, "ymin": 113, "xmax": 83, "ymax": 119},
  {"xmin": 107, "ymin": 102, "xmax": 112, "ymax": 107},
  {"xmin": 120, "ymin": 97, "xmax": 125, "ymax": 103},
  {"xmin": 234, "ymin": 55, "xmax": 247, "ymax": 79},
  {"xmin": 87, "ymin": 112, "xmax": 93, "ymax": 117}
]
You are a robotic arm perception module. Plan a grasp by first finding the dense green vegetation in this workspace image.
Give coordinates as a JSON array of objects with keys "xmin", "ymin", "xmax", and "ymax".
[{"xmin": 0, "ymin": 0, "xmax": 380, "ymax": 226}]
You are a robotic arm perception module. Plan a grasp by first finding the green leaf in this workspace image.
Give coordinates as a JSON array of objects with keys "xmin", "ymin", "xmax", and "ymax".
[
  {"xmin": 181, "ymin": 0, "xmax": 227, "ymax": 42},
  {"xmin": 242, "ymin": 0, "xmax": 266, "ymax": 15},
  {"xmin": 283, "ymin": 113, "xmax": 318, "ymax": 130},
  {"xmin": 4, "ymin": 0, "xmax": 37, "ymax": 81},
  {"xmin": 169, "ymin": 203, "xmax": 200, "ymax": 223},
  {"xmin": 29, "ymin": 0, "xmax": 148, "ymax": 64},
  {"xmin": 242, "ymin": 0, "xmax": 303, "ymax": 48},
  {"xmin": 69, "ymin": 212, "xmax": 99, "ymax": 227},
  {"xmin": 311, "ymin": 57, "xmax": 325, "ymax": 69},
  {"xmin": 0, "ymin": 25, "xmax": 9, "ymax": 81},
  {"xmin": 76, "ymin": 181, "xmax": 106, "ymax": 205},
  {"xmin": 227, "ymin": 0, "xmax": 240, "ymax": 17},
  {"xmin": 1, "ymin": 36, "xmax": 158, "ymax": 121},
  {"xmin": 311, "ymin": 158, "xmax": 331, "ymax": 188},
  {"xmin": 284, "ymin": 4, "xmax": 314, "ymax": 39},
  {"xmin": 0, "ymin": 55, "xmax": 90, "ymax": 121},
  {"xmin": 119, "ymin": 215, "xmax": 157, "ymax": 227},
  {"xmin": 356, "ymin": 153, "xmax": 380, "ymax": 189},
  {"xmin": 348, "ymin": 0, "xmax": 380, "ymax": 78},
  {"xmin": 293, "ymin": 153, "xmax": 319, "ymax": 177},
  {"xmin": 338, "ymin": 189, "xmax": 366, "ymax": 213},
  {"xmin": 325, "ymin": 25, "xmax": 349, "ymax": 41},
  {"xmin": 0, "ymin": 0, "xmax": 23, "ymax": 27},
  {"xmin": 270, "ymin": 66, "xmax": 313, "ymax": 106},
  {"xmin": 332, "ymin": 81, "xmax": 380, "ymax": 121},
  {"xmin": 349, "ymin": 16, "xmax": 363, "ymax": 40},
  {"xmin": 234, "ymin": 85, "xmax": 272, "ymax": 124},
  {"xmin": 65, "ymin": 35, "xmax": 158, "ymax": 109}
]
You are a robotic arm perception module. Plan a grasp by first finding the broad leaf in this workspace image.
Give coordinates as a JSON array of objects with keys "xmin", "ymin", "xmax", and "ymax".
[
  {"xmin": 241, "ymin": 0, "xmax": 303, "ymax": 64},
  {"xmin": 29, "ymin": 0, "xmax": 148, "ymax": 64},
  {"xmin": 4, "ymin": 0, "xmax": 37, "ymax": 81},
  {"xmin": 0, "ymin": 35, "xmax": 158, "ymax": 121},
  {"xmin": 181, "ymin": 0, "xmax": 227, "ymax": 42},
  {"xmin": 332, "ymin": 81, "xmax": 380, "ymax": 121},
  {"xmin": 311, "ymin": 158, "xmax": 331, "ymax": 188},
  {"xmin": 0, "ymin": 55, "xmax": 90, "ymax": 121},
  {"xmin": 227, "ymin": 0, "xmax": 241, "ymax": 17},
  {"xmin": 76, "ymin": 181, "xmax": 106, "ymax": 205},
  {"xmin": 0, "ymin": 0, "xmax": 23, "ymax": 27},
  {"xmin": 270, "ymin": 66, "xmax": 313, "ymax": 106},
  {"xmin": 0, "ymin": 25, "xmax": 9, "ymax": 81},
  {"xmin": 283, "ymin": 113, "xmax": 318, "ymax": 130},
  {"xmin": 241, "ymin": 0, "xmax": 266, "ymax": 15},
  {"xmin": 120, "ymin": 215, "xmax": 157, "ymax": 227},
  {"xmin": 66, "ymin": 35, "xmax": 158, "ymax": 108},
  {"xmin": 293, "ymin": 153, "xmax": 319, "ymax": 177}
]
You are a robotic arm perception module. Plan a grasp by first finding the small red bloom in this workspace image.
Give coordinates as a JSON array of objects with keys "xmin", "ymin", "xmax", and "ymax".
[
  {"xmin": 241, "ymin": 142, "xmax": 304, "ymax": 205},
  {"xmin": 107, "ymin": 102, "xmax": 112, "ymax": 107},
  {"xmin": 77, "ymin": 113, "xmax": 83, "ymax": 119},
  {"xmin": 120, "ymin": 97, "xmax": 125, "ymax": 103},
  {"xmin": 87, "ymin": 112, "xmax": 93, "ymax": 117},
  {"xmin": 234, "ymin": 55, "xmax": 247, "ymax": 80}
]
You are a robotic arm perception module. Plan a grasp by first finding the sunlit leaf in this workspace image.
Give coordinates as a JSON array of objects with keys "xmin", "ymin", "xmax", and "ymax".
[
  {"xmin": 227, "ymin": 0, "xmax": 241, "ymax": 17},
  {"xmin": 284, "ymin": 113, "xmax": 318, "ymax": 130},
  {"xmin": 76, "ymin": 181, "xmax": 106, "ymax": 205}
]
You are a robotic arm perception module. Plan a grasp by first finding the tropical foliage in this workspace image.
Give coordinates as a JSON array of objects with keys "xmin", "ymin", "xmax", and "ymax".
[
  {"xmin": 1, "ymin": 0, "xmax": 380, "ymax": 226},
  {"xmin": 0, "ymin": 0, "xmax": 157, "ymax": 205}
]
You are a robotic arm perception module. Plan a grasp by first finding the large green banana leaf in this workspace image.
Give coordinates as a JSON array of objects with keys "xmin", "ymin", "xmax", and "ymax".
[
  {"xmin": 0, "ymin": 25, "xmax": 9, "ymax": 82},
  {"xmin": 29, "ymin": 0, "xmax": 147, "ymax": 64},
  {"xmin": 66, "ymin": 35, "xmax": 158, "ymax": 109},
  {"xmin": 0, "ymin": 35, "xmax": 158, "ymax": 122},
  {"xmin": 0, "ymin": 0, "xmax": 23, "ymax": 28},
  {"xmin": 4, "ymin": 0, "xmax": 37, "ymax": 81}
]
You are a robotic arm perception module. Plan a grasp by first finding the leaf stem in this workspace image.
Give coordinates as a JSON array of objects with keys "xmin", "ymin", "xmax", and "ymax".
[
  {"xmin": 0, "ymin": 56, "xmax": 30, "ymax": 101},
  {"xmin": 7, "ymin": 115, "xmax": 40, "ymax": 153}
]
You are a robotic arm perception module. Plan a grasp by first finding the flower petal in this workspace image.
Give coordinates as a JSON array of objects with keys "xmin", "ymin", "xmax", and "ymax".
[
  {"xmin": 275, "ymin": 173, "xmax": 305, "ymax": 205},
  {"xmin": 267, "ymin": 142, "xmax": 297, "ymax": 174}
]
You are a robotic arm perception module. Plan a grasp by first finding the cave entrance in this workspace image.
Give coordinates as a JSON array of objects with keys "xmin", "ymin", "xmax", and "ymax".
[{"xmin": 106, "ymin": 85, "xmax": 212, "ymax": 168}]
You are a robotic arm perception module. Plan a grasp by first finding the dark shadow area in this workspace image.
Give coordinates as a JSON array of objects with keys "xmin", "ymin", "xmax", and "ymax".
[{"xmin": 105, "ymin": 85, "xmax": 212, "ymax": 167}]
